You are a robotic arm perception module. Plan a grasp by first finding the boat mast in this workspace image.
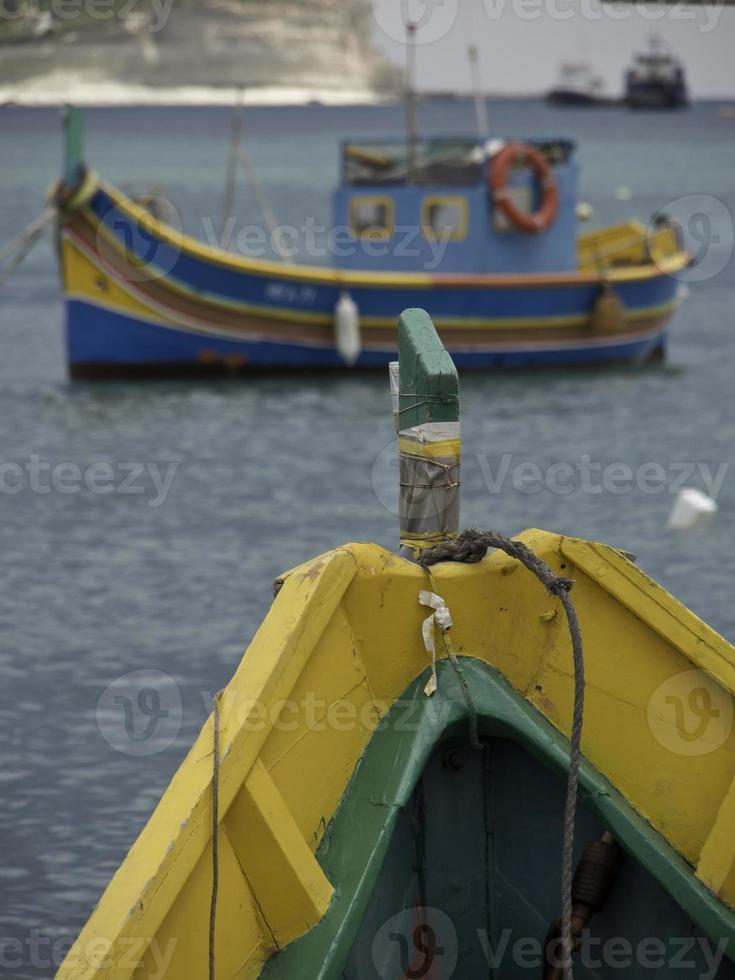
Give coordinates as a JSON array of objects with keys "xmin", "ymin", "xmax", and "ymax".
[
  {"xmin": 220, "ymin": 89, "xmax": 292, "ymax": 264},
  {"xmin": 220, "ymin": 89, "xmax": 243, "ymax": 239},
  {"xmin": 404, "ymin": 19, "xmax": 419, "ymax": 183},
  {"xmin": 468, "ymin": 44, "xmax": 489, "ymax": 140}
]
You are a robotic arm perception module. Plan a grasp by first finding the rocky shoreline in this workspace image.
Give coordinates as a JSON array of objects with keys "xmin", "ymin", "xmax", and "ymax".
[{"xmin": 0, "ymin": 0, "xmax": 400, "ymax": 105}]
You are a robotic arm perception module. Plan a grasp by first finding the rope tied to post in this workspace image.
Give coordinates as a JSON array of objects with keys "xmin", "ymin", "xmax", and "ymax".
[{"xmin": 418, "ymin": 528, "xmax": 584, "ymax": 980}]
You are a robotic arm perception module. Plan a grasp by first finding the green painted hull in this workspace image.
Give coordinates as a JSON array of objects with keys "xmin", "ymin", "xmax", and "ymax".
[{"xmin": 265, "ymin": 661, "xmax": 735, "ymax": 979}]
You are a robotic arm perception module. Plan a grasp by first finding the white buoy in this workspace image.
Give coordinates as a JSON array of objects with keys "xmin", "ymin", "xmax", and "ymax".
[
  {"xmin": 334, "ymin": 291, "xmax": 361, "ymax": 366},
  {"xmin": 615, "ymin": 186, "xmax": 632, "ymax": 201},
  {"xmin": 668, "ymin": 488, "xmax": 718, "ymax": 530},
  {"xmin": 576, "ymin": 201, "xmax": 593, "ymax": 222}
]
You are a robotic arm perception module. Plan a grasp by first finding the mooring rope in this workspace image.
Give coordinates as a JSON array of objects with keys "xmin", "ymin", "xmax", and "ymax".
[
  {"xmin": 210, "ymin": 693, "xmax": 222, "ymax": 980},
  {"xmin": 0, "ymin": 205, "xmax": 56, "ymax": 288},
  {"xmin": 418, "ymin": 529, "xmax": 585, "ymax": 980}
]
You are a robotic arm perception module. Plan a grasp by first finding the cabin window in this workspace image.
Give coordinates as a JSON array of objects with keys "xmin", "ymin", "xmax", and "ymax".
[
  {"xmin": 422, "ymin": 196, "xmax": 468, "ymax": 241},
  {"xmin": 349, "ymin": 197, "xmax": 394, "ymax": 240}
]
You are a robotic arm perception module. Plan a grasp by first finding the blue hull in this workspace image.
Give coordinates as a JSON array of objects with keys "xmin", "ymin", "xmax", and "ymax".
[{"xmin": 66, "ymin": 299, "xmax": 669, "ymax": 376}]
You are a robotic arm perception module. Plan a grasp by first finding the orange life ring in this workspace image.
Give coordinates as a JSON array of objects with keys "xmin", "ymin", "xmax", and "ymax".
[{"xmin": 490, "ymin": 143, "xmax": 559, "ymax": 234}]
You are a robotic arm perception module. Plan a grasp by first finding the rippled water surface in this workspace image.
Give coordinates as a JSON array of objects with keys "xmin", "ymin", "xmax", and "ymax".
[{"xmin": 1, "ymin": 100, "xmax": 735, "ymax": 976}]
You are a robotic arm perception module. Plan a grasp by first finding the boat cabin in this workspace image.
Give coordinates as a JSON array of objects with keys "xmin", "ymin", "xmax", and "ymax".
[{"xmin": 333, "ymin": 137, "xmax": 580, "ymax": 275}]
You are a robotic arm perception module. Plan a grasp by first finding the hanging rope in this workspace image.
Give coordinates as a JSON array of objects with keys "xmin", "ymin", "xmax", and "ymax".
[
  {"xmin": 0, "ymin": 205, "xmax": 56, "ymax": 288},
  {"xmin": 235, "ymin": 145, "xmax": 292, "ymax": 265},
  {"xmin": 220, "ymin": 89, "xmax": 292, "ymax": 265},
  {"xmin": 418, "ymin": 528, "xmax": 585, "ymax": 980}
]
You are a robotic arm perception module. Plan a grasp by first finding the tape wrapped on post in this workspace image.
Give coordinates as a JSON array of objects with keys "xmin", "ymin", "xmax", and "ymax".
[{"xmin": 399, "ymin": 420, "xmax": 461, "ymax": 555}]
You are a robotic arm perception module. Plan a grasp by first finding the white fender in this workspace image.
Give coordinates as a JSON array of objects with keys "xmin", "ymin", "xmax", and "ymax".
[{"xmin": 334, "ymin": 291, "xmax": 361, "ymax": 366}]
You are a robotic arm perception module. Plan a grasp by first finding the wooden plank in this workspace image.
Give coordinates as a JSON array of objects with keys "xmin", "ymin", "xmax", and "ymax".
[
  {"xmin": 698, "ymin": 773, "xmax": 735, "ymax": 896},
  {"xmin": 560, "ymin": 536, "xmax": 735, "ymax": 693},
  {"xmin": 226, "ymin": 760, "xmax": 333, "ymax": 946}
]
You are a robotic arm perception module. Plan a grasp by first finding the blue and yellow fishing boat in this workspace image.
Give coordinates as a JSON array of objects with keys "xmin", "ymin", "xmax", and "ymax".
[
  {"xmin": 54, "ymin": 108, "xmax": 688, "ymax": 379},
  {"xmin": 57, "ymin": 311, "xmax": 735, "ymax": 979}
]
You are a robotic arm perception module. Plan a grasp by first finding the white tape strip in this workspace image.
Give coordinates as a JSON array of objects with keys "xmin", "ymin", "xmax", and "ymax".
[{"xmin": 418, "ymin": 590, "xmax": 453, "ymax": 697}]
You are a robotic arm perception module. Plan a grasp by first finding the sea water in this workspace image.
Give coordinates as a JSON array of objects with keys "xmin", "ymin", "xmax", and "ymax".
[{"xmin": 1, "ymin": 100, "xmax": 734, "ymax": 976}]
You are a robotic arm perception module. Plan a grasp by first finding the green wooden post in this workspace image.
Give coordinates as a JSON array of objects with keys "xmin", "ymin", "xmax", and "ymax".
[
  {"xmin": 391, "ymin": 309, "xmax": 460, "ymax": 558},
  {"xmin": 63, "ymin": 104, "xmax": 85, "ymax": 187}
]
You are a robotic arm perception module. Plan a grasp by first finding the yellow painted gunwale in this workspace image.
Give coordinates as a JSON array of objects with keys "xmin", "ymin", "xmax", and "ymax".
[
  {"xmin": 86, "ymin": 177, "xmax": 690, "ymax": 291},
  {"xmin": 57, "ymin": 530, "xmax": 735, "ymax": 979}
]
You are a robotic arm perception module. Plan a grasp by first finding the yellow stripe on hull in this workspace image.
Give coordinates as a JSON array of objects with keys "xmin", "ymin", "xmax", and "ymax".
[{"xmin": 60, "ymin": 231, "xmax": 681, "ymax": 342}]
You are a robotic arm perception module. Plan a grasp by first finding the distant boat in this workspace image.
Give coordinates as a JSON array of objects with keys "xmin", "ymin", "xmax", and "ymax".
[
  {"xmin": 52, "ymin": 107, "xmax": 689, "ymax": 379},
  {"xmin": 625, "ymin": 36, "xmax": 688, "ymax": 110},
  {"xmin": 547, "ymin": 62, "xmax": 616, "ymax": 107}
]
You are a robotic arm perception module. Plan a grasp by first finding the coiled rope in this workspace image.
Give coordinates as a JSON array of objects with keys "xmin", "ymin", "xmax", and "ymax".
[
  {"xmin": 0, "ymin": 205, "xmax": 56, "ymax": 288},
  {"xmin": 418, "ymin": 529, "xmax": 585, "ymax": 980}
]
